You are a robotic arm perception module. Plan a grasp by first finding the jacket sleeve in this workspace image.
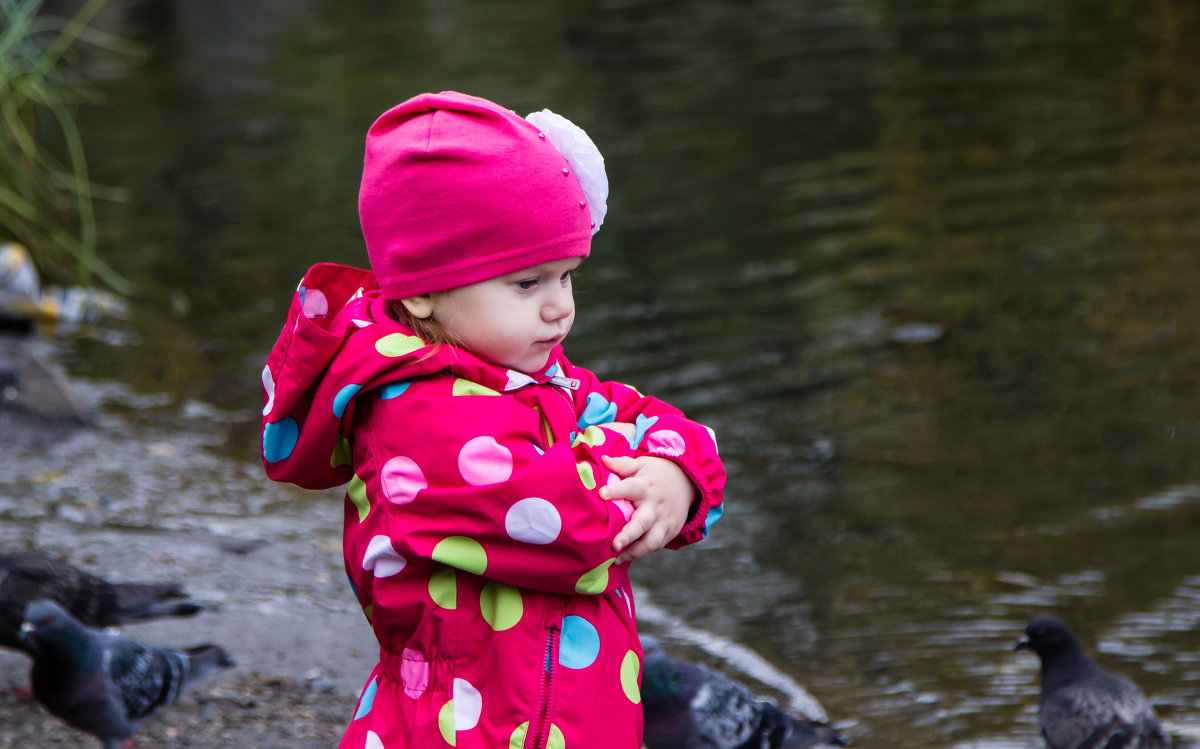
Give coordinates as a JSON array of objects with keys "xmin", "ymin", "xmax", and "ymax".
[
  {"xmin": 567, "ymin": 365, "xmax": 727, "ymax": 548},
  {"xmin": 346, "ymin": 377, "xmax": 635, "ymax": 597}
]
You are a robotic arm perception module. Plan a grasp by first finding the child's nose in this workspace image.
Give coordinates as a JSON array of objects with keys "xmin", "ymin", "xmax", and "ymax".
[{"xmin": 542, "ymin": 286, "xmax": 574, "ymax": 321}]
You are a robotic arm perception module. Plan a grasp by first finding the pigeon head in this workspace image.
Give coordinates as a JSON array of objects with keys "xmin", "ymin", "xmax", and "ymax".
[
  {"xmin": 1016, "ymin": 615, "xmax": 1081, "ymax": 657},
  {"xmin": 638, "ymin": 634, "xmax": 684, "ymax": 703},
  {"xmin": 20, "ymin": 599, "xmax": 90, "ymax": 662},
  {"xmin": 640, "ymin": 634, "xmax": 664, "ymax": 658}
]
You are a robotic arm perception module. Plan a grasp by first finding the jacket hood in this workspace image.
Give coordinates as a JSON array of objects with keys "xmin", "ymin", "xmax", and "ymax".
[{"xmin": 260, "ymin": 263, "xmax": 567, "ymax": 489}]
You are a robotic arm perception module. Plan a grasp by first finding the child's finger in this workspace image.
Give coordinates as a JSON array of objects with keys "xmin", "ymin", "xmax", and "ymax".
[
  {"xmin": 600, "ymin": 454, "xmax": 639, "ymax": 477},
  {"xmin": 613, "ymin": 511, "xmax": 653, "ymax": 554},
  {"xmin": 599, "ymin": 475, "xmax": 647, "ymax": 502},
  {"xmin": 615, "ymin": 520, "xmax": 668, "ymax": 564}
]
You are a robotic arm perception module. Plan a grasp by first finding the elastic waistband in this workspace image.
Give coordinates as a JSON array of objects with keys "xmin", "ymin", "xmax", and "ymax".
[{"xmin": 377, "ymin": 647, "xmax": 449, "ymax": 700}]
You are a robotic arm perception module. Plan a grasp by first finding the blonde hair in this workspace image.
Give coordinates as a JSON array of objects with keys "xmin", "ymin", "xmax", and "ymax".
[{"xmin": 384, "ymin": 298, "xmax": 461, "ymax": 348}]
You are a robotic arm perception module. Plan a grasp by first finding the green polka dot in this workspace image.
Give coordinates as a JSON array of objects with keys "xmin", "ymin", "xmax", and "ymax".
[
  {"xmin": 347, "ymin": 474, "xmax": 369, "ymax": 523},
  {"xmin": 363, "ymin": 604, "xmax": 372, "ymax": 622},
  {"xmin": 576, "ymin": 462, "xmax": 596, "ymax": 490},
  {"xmin": 509, "ymin": 723, "xmax": 528, "ymax": 749},
  {"xmin": 453, "ymin": 379, "xmax": 501, "ymax": 396},
  {"xmin": 571, "ymin": 425, "xmax": 607, "ymax": 448},
  {"xmin": 509, "ymin": 723, "xmax": 564, "ymax": 749},
  {"xmin": 621, "ymin": 649, "xmax": 641, "ymax": 703},
  {"xmin": 429, "ymin": 567, "xmax": 457, "ymax": 609},
  {"xmin": 535, "ymin": 406, "xmax": 554, "ymax": 448},
  {"xmin": 331, "ymin": 434, "xmax": 352, "ymax": 468},
  {"xmin": 480, "ymin": 581, "xmax": 523, "ymax": 631},
  {"xmin": 432, "ymin": 536, "xmax": 487, "ymax": 576},
  {"xmin": 376, "ymin": 333, "xmax": 425, "ymax": 357},
  {"xmin": 575, "ymin": 558, "xmax": 615, "ymax": 595},
  {"xmin": 439, "ymin": 699, "xmax": 456, "ymax": 745}
]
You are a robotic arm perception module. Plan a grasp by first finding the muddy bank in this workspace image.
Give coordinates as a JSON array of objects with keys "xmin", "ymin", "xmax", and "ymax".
[
  {"xmin": 0, "ymin": 340, "xmax": 380, "ymax": 744},
  {"xmin": 0, "ymin": 668, "xmax": 354, "ymax": 747}
]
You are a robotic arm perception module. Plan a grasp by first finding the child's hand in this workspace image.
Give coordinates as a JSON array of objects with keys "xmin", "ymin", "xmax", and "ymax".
[{"xmin": 599, "ymin": 454, "xmax": 697, "ymax": 564}]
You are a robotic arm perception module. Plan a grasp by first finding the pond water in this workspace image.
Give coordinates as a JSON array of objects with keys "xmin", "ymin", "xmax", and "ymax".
[{"xmin": 14, "ymin": 0, "xmax": 1200, "ymax": 745}]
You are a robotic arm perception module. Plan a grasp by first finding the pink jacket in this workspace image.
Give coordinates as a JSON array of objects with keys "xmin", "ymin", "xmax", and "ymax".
[{"xmin": 261, "ymin": 263, "xmax": 726, "ymax": 749}]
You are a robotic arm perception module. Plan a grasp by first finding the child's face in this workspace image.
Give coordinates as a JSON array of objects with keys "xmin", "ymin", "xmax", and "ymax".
[{"xmin": 426, "ymin": 257, "xmax": 580, "ymax": 373}]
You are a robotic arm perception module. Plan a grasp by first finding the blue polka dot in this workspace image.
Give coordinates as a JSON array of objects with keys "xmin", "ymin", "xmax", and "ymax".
[
  {"xmin": 379, "ymin": 379, "xmax": 413, "ymax": 399},
  {"xmin": 354, "ymin": 676, "xmax": 378, "ymax": 720},
  {"xmin": 703, "ymin": 502, "xmax": 724, "ymax": 537},
  {"xmin": 578, "ymin": 392, "xmax": 617, "ymax": 430},
  {"xmin": 559, "ymin": 615, "xmax": 600, "ymax": 669},
  {"xmin": 631, "ymin": 414, "xmax": 659, "ymax": 449},
  {"xmin": 262, "ymin": 418, "xmax": 299, "ymax": 463},
  {"xmin": 333, "ymin": 384, "xmax": 362, "ymax": 418}
]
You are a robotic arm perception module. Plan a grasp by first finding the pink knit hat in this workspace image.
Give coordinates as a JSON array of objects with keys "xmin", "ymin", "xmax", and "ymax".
[{"xmin": 359, "ymin": 91, "xmax": 597, "ymax": 299}]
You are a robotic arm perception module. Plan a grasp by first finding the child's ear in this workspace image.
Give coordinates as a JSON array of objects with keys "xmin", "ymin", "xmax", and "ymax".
[{"xmin": 400, "ymin": 295, "xmax": 434, "ymax": 319}]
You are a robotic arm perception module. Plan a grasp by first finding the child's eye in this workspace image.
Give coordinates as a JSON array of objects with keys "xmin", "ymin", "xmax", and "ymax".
[
  {"xmin": 560, "ymin": 269, "xmax": 574, "ymax": 283},
  {"xmin": 516, "ymin": 279, "xmax": 537, "ymax": 290}
]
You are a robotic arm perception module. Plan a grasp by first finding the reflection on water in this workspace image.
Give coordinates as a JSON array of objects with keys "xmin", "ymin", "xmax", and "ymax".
[{"xmin": 15, "ymin": 0, "xmax": 1200, "ymax": 745}]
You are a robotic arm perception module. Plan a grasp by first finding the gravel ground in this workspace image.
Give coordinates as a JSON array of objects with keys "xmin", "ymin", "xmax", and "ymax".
[
  {"xmin": 0, "ymin": 341, "xmax": 377, "ymax": 746},
  {"xmin": 0, "ymin": 666, "xmax": 355, "ymax": 747}
]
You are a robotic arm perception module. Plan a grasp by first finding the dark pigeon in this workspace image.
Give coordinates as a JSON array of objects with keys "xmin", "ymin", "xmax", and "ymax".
[
  {"xmin": 19, "ymin": 599, "xmax": 235, "ymax": 748},
  {"xmin": 0, "ymin": 551, "xmax": 202, "ymax": 653},
  {"xmin": 640, "ymin": 634, "xmax": 847, "ymax": 749},
  {"xmin": 1016, "ymin": 615, "xmax": 1173, "ymax": 749}
]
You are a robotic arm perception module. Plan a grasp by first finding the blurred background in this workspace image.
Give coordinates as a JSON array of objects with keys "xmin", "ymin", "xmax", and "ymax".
[{"xmin": 4, "ymin": 0, "xmax": 1200, "ymax": 745}]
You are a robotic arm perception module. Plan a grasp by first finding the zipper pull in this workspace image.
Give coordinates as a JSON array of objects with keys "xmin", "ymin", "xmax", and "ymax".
[{"xmin": 548, "ymin": 375, "xmax": 580, "ymax": 390}]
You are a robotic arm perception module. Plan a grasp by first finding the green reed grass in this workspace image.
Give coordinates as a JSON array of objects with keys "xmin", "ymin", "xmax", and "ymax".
[{"xmin": 1, "ymin": 0, "xmax": 130, "ymax": 294}]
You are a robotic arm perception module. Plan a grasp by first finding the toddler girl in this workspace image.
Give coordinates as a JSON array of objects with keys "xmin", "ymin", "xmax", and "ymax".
[{"xmin": 260, "ymin": 91, "xmax": 725, "ymax": 749}]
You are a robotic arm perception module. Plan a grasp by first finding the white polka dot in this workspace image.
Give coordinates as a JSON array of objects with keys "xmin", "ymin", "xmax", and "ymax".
[
  {"xmin": 646, "ymin": 429, "xmax": 686, "ymax": 457},
  {"xmin": 261, "ymin": 365, "xmax": 275, "ymax": 416},
  {"xmin": 380, "ymin": 456, "xmax": 427, "ymax": 505},
  {"xmin": 505, "ymin": 370, "xmax": 536, "ymax": 391},
  {"xmin": 453, "ymin": 678, "xmax": 482, "ymax": 730},
  {"xmin": 505, "ymin": 498, "xmax": 561, "ymax": 545},
  {"xmin": 705, "ymin": 425, "xmax": 719, "ymax": 453},
  {"xmin": 362, "ymin": 535, "xmax": 406, "ymax": 577},
  {"xmin": 365, "ymin": 730, "xmax": 385, "ymax": 749},
  {"xmin": 302, "ymin": 288, "xmax": 329, "ymax": 317},
  {"xmin": 458, "ymin": 436, "xmax": 513, "ymax": 485}
]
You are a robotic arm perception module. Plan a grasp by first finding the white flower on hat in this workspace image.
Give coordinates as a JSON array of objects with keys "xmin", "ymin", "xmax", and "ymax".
[{"xmin": 525, "ymin": 109, "xmax": 608, "ymax": 235}]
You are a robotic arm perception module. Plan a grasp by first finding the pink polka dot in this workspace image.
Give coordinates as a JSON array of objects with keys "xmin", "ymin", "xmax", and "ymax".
[
  {"xmin": 458, "ymin": 436, "xmax": 513, "ymax": 485},
  {"xmin": 302, "ymin": 288, "xmax": 328, "ymax": 317},
  {"xmin": 400, "ymin": 648, "xmax": 429, "ymax": 699},
  {"xmin": 381, "ymin": 456, "xmax": 426, "ymax": 504},
  {"xmin": 646, "ymin": 429, "xmax": 685, "ymax": 457},
  {"xmin": 612, "ymin": 498, "xmax": 634, "ymax": 520},
  {"xmin": 603, "ymin": 474, "xmax": 633, "ymax": 519}
]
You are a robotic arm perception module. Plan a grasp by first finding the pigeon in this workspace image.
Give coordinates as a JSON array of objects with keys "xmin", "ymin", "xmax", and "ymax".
[
  {"xmin": 1016, "ymin": 615, "xmax": 1173, "ymax": 749},
  {"xmin": 19, "ymin": 599, "xmax": 235, "ymax": 748},
  {"xmin": 0, "ymin": 551, "xmax": 202, "ymax": 653},
  {"xmin": 640, "ymin": 634, "xmax": 847, "ymax": 749}
]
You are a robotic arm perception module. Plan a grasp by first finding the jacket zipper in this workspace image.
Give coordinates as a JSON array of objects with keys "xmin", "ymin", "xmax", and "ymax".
[{"xmin": 528, "ymin": 608, "xmax": 563, "ymax": 748}]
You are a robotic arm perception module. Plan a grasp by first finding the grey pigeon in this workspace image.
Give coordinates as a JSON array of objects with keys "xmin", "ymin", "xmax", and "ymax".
[
  {"xmin": 640, "ymin": 634, "xmax": 847, "ymax": 749},
  {"xmin": 1016, "ymin": 615, "xmax": 1173, "ymax": 749},
  {"xmin": 19, "ymin": 599, "xmax": 235, "ymax": 748},
  {"xmin": 0, "ymin": 551, "xmax": 202, "ymax": 653}
]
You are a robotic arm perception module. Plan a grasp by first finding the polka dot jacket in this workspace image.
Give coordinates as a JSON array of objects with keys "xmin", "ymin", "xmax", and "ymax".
[{"xmin": 261, "ymin": 264, "xmax": 726, "ymax": 749}]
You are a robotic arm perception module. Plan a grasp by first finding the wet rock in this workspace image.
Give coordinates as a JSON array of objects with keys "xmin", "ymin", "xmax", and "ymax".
[
  {"xmin": 889, "ymin": 322, "xmax": 945, "ymax": 345},
  {"xmin": 0, "ymin": 341, "xmax": 91, "ymax": 426}
]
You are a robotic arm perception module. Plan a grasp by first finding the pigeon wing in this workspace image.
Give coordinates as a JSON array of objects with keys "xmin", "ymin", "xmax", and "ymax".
[
  {"xmin": 1041, "ymin": 682, "xmax": 1154, "ymax": 749},
  {"xmin": 685, "ymin": 661, "xmax": 767, "ymax": 749},
  {"xmin": 103, "ymin": 632, "xmax": 175, "ymax": 721}
]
